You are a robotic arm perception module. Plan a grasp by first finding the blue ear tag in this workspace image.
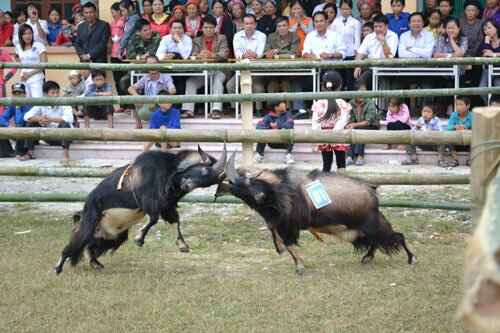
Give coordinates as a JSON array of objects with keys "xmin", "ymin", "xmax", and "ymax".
[{"xmin": 305, "ymin": 180, "xmax": 332, "ymax": 210}]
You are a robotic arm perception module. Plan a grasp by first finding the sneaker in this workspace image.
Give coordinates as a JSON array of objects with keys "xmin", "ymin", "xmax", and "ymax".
[
  {"xmin": 254, "ymin": 153, "xmax": 264, "ymax": 163},
  {"xmin": 285, "ymin": 153, "xmax": 295, "ymax": 164}
]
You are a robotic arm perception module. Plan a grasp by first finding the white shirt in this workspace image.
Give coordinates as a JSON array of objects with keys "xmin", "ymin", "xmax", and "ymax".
[
  {"xmin": 302, "ymin": 29, "xmax": 346, "ymax": 58},
  {"xmin": 329, "ymin": 16, "xmax": 361, "ymax": 58},
  {"xmin": 24, "ymin": 105, "xmax": 74, "ymax": 128},
  {"xmin": 13, "ymin": 19, "xmax": 49, "ymax": 46},
  {"xmin": 357, "ymin": 30, "xmax": 399, "ymax": 59},
  {"xmin": 398, "ymin": 29, "xmax": 435, "ymax": 59},
  {"xmin": 312, "ymin": 3, "xmax": 326, "ymax": 15},
  {"xmin": 15, "ymin": 42, "xmax": 46, "ymax": 83},
  {"xmin": 156, "ymin": 34, "xmax": 193, "ymax": 60},
  {"xmin": 233, "ymin": 30, "xmax": 267, "ymax": 59}
]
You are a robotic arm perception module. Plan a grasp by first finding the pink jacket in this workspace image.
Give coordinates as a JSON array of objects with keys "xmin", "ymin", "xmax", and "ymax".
[
  {"xmin": 386, "ymin": 103, "xmax": 410, "ymax": 125},
  {"xmin": 110, "ymin": 17, "xmax": 125, "ymax": 58},
  {"xmin": 0, "ymin": 49, "xmax": 16, "ymax": 86}
]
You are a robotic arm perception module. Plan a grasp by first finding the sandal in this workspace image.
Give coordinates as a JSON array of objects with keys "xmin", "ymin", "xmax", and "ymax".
[
  {"xmin": 447, "ymin": 160, "xmax": 459, "ymax": 168},
  {"xmin": 402, "ymin": 159, "xmax": 419, "ymax": 165},
  {"xmin": 181, "ymin": 111, "xmax": 194, "ymax": 119}
]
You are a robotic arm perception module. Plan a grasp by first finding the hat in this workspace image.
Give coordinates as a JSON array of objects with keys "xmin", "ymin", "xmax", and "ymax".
[
  {"xmin": 69, "ymin": 70, "xmax": 80, "ymax": 77},
  {"xmin": 321, "ymin": 70, "xmax": 343, "ymax": 90},
  {"xmin": 464, "ymin": 0, "xmax": 482, "ymax": 11},
  {"xmin": 12, "ymin": 82, "xmax": 26, "ymax": 94}
]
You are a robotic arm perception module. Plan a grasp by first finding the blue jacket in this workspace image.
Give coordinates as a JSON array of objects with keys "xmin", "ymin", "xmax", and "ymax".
[
  {"xmin": 386, "ymin": 12, "xmax": 410, "ymax": 37},
  {"xmin": 447, "ymin": 111, "xmax": 472, "ymax": 131},
  {"xmin": 0, "ymin": 105, "xmax": 32, "ymax": 127},
  {"xmin": 256, "ymin": 111, "xmax": 294, "ymax": 130}
]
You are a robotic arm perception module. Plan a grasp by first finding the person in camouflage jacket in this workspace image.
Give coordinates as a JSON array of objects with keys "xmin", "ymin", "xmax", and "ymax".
[{"xmin": 126, "ymin": 18, "xmax": 161, "ymax": 60}]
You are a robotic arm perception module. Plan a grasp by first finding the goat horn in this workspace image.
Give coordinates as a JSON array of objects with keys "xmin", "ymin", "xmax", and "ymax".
[
  {"xmin": 212, "ymin": 143, "xmax": 227, "ymax": 176},
  {"xmin": 197, "ymin": 144, "xmax": 211, "ymax": 164},
  {"xmin": 225, "ymin": 151, "xmax": 239, "ymax": 182}
]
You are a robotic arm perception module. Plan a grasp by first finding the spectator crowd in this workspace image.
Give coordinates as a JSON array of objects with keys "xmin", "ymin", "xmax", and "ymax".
[{"xmin": 0, "ymin": 0, "xmax": 482, "ymax": 166}]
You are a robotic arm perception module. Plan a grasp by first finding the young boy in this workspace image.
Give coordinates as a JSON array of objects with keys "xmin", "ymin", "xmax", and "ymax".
[
  {"xmin": 255, "ymin": 101, "xmax": 295, "ymax": 164},
  {"xmin": 63, "ymin": 70, "xmax": 86, "ymax": 123},
  {"xmin": 386, "ymin": 0, "xmax": 410, "ymax": 36},
  {"xmin": 83, "ymin": 70, "xmax": 114, "ymax": 128},
  {"xmin": 362, "ymin": 21, "xmax": 374, "ymax": 41},
  {"xmin": 145, "ymin": 90, "xmax": 181, "ymax": 152},
  {"xmin": 23, "ymin": 81, "xmax": 73, "ymax": 161},
  {"xmin": 446, "ymin": 96, "xmax": 472, "ymax": 167},
  {"xmin": 0, "ymin": 83, "xmax": 31, "ymax": 157},
  {"xmin": 402, "ymin": 104, "xmax": 446, "ymax": 166}
]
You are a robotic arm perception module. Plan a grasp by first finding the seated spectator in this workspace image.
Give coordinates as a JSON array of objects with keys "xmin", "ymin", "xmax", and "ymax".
[
  {"xmin": 460, "ymin": 0, "xmax": 483, "ymax": 56},
  {"xmin": 185, "ymin": 0, "xmax": 203, "ymax": 38},
  {"xmin": 156, "ymin": 20, "xmax": 193, "ymax": 59},
  {"xmin": 385, "ymin": 97, "xmax": 411, "ymax": 150},
  {"xmin": 142, "ymin": 0, "xmax": 153, "ymax": 21},
  {"xmin": 0, "ymin": 10, "xmax": 14, "ymax": 46},
  {"xmin": 359, "ymin": 1, "xmax": 376, "ymax": 25},
  {"xmin": 426, "ymin": 9, "xmax": 442, "ymax": 39},
  {"xmin": 346, "ymin": 84, "xmax": 379, "ymax": 166},
  {"xmin": 479, "ymin": 19, "xmax": 500, "ymax": 103},
  {"xmin": 212, "ymin": 0, "xmax": 235, "ymax": 51},
  {"xmin": 128, "ymin": 55, "xmax": 176, "ymax": 128},
  {"xmin": 484, "ymin": 0, "xmax": 500, "ymax": 20},
  {"xmin": 257, "ymin": 0, "xmax": 279, "ymax": 35},
  {"xmin": 362, "ymin": 21, "xmax": 374, "ymax": 40},
  {"xmin": 386, "ymin": 0, "xmax": 410, "ymax": 36},
  {"xmin": 150, "ymin": 0, "xmax": 170, "ymax": 37},
  {"xmin": 323, "ymin": 3, "xmax": 337, "ymax": 26},
  {"xmin": 83, "ymin": 70, "xmax": 114, "ymax": 129},
  {"xmin": 145, "ymin": 90, "xmax": 181, "ymax": 152},
  {"xmin": 254, "ymin": 101, "xmax": 295, "ymax": 164},
  {"xmin": 200, "ymin": 0, "xmax": 210, "ymax": 17},
  {"xmin": 0, "ymin": 83, "xmax": 31, "ymax": 158},
  {"xmin": 438, "ymin": 0, "xmax": 454, "ymax": 22},
  {"xmin": 446, "ymin": 96, "xmax": 472, "ymax": 167},
  {"xmin": 302, "ymin": 11, "xmax": 346, "ymax": 59},
  {"xmin": 23, "ymin": 81, "xmax": 73, "ymax": 161},
  {"xmin": 289, "ymin": 0, "xmax": 313, "ymax": 52},
  {"xmin": 433, "ymin": 18, "xmax": 467, "ymax": 59},
  {"xmin": 127, "ymin": 18, "xmax": 161, "ymax": 60},
  {"xmin": 55, "ymin": 19, "xmax": 74, "ymax": 46},
  {"xmin": 402, "ymin": 104, "xmax": 445, "ymax": 166},
  {"xmin": 249, "ymin": 0, "xmax": 265, "ymax": 20},
  {"xmin": 182, "ymin": 16, "xmax": 229, "ymax": 119},
  {"xmin": 63, "ymin": 70, "xmax": 86, "ymax": 122},
  {"xmin": 264, "ymin": 17, "xmax": 306, "ymax": 114},
  {"xmin": 167, "ymin": 5, "xmax": 186, "ymax": 30},
  {"xmin": 47, "ymin": 8, "xmax": 62, "ymax": 46}
]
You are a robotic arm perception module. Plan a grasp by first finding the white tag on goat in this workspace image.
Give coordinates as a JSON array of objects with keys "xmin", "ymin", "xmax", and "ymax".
[{"xmin": 305, "ymin": 180, "xmax": 332, "ymax": 210}]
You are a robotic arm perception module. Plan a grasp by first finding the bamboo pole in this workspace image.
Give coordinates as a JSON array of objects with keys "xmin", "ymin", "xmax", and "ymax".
[
  {"xmin": 0, "ymin": 128, "xmax": 471, "ymax": 145},
  {"xmin": 0, "ymin": 166, "xmax": 470, "ymax": 184},
  {"xmin": 4, "ymin": 57, "xmax": 500, "ymax": 71},
  {"xmin": 0, "ymin": 192, "xmax": 471, "ymax": 210},
  {"xmin": 2, "ymin": 87, "xmax": 500, "ymax": 106},
  {"xmin": 240, "ymin": 70, "xmax": 253, "ymax": 166},
  {"xmin": 459, "ymin": 107, "xmax": 500, "ymax": 331}
]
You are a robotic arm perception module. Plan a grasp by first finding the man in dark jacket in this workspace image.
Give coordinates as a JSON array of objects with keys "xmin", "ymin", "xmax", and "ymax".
[
  {"xmin": 255, "ymin": 101, "xmax": 295, "ymax": 164},
  {"xmin": 73, "ymin": 2, "xmax": 110, "ymax": 62}
]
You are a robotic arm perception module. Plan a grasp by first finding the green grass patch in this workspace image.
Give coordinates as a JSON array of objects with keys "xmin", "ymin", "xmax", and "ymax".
[{"xmin": 0, "ymin": 203, "xmax": 471, "ymax": 333}]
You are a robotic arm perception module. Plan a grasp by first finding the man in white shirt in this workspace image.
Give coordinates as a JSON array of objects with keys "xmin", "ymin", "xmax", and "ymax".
[
  {"xmin": 156, "ymin": 21, "xmax": 193, "ymax": 60},
  {"xmin": 302, "ymin": 11, "xmax": 346, "ymax": 60},
  {"xmin": 23, "ymin": 81, "xmax": 74, "ymax": 161},
  {"xmin": 354, "ymin": 14, "xmax": 399, "ymax": 89},
  {"xmin": 226, "ymin": 14, "xmax": 267, "ymax": 113}
]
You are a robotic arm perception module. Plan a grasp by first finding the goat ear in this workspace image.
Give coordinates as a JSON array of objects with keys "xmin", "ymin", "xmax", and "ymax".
[
  {"xmin": 197, "ymin": 145, "xmax": 211, "ymax": 164},
  {"xmin": 254, "ymin": 192, "xmax": 265, "ymax": 203}
]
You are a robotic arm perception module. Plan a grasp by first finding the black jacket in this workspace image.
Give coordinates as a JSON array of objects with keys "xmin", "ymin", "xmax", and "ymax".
[{"xmin": 73, "ymin": 19, "xmax": 110, "ymax": 63}]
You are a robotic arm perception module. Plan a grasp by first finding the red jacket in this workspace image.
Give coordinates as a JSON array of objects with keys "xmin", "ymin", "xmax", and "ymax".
[{"xmin": 0, "ymin": 22, "xmax": 13, "ymax": 46}]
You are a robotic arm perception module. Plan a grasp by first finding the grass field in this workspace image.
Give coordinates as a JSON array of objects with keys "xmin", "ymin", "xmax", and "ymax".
[{"xmin": 0, "ymin": 200, "xmax": 472, "ymax": 333}]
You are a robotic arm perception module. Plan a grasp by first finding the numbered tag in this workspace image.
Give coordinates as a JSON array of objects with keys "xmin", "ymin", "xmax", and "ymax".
[{"xmin": 305, "ymin": 180, "xmax": 332, "ymax": 210}]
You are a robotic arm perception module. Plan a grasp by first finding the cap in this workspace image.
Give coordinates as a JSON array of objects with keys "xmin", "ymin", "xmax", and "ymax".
[
  {"xmin": 69, "ymin": 70, "xmax": 80, "ymax": 77},
  {"xmin": 12, "ymin": 82, "xmax": 26, "ymax": 94},
  {"xmin": 321, "ymin": 70, "xmax": 343, "ymax": 90}
]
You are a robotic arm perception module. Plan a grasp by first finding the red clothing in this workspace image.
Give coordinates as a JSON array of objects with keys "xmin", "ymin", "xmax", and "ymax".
[
  {"xmin": 150, "ymin": 14, "xmax": 170, "ymax": 37},
  {"xmin": 204, "ymin": 37, "xmax": 214, "ymax": 52},
  {"xmin": 111, "ymin": 17, "xmax": 125, "ymax": 58},
  {"xmin": 55, "ymin": 32, "xmax": 71, "ymax": 46},
  {"xmin": 185, "ymin": 16, "xmax": 202, "ymax": 37},
  {"xmin": 0, "ymin": 23, "xmax": 13, "ymax": 46},
  {"xmin": 0, "ymin": 49, "xmax": 16, "ymax": 85}
]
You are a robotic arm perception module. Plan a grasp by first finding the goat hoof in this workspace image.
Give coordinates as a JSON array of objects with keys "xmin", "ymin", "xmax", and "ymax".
[
  {"xmin": 134, "ymin": 238, "xmax": 144, "ymax": 247},
  {"xmin": 361, "ymin": 256, "xmax": 374, "ymax": 264},
  {"xmin": 296, "ymin": 265, "xmax": 305, "ymax": 275},
  {"xmin": 90, "ymin": 261, "xmax": 104, "ymax": 271},
  {"xmin": 408, "ymin": 255, "xmax": 417, "ymax": 265},
  {"xmin": 54, "ymin": 266, "xmax": 62, "ymax": 275},
  {"xmin": 179, "ymin": 245, "xmax": 190, "ymax": 253}
]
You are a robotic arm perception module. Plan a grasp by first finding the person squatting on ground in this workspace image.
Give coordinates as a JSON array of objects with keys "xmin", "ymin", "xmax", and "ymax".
[
  {"xmin": 254, "ymin": 101, "xmax": 295, "ymax": 164},
  {"xmin": 446, "ymin": 96, "xmax": 473, "ymax": 167},
  {"xmin": 83, "ymin": 70, "xmax": 114, "ymax": 128}
]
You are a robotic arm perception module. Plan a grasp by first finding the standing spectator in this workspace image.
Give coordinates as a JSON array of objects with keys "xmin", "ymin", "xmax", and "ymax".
[
  {"xmin": 359, "ymin": 2, "xmax": 376, "ymax": 25},
  {"xmin": 484, "ymin": 0, "xmax": 500, "ymax": 20},
  {"xmin": 156, "ymin": 20, "xmax": 193, "ymax": 59},
  {"xmin": 142, "ymin": 0, "xmax": 154, "ymax": 20},
  {"xmin": 145, "ymin": 90, "xmax": 181, "ymax": 151},
  {"xmin": 227, "ymin": 0, "xmax": 246, "ymax": 54},
  {"xmin": 3, "ymin": 11, "xmax": 14, "ymax": 25},
  {"xmin": 446, "ymin": 96, "xmax": 472, "ymax": 167},
  {"xmin": 479, "ymin": 19, "xmax": 500, "ymax": 103},
  {"xmin": 289, "ymin": 0, "xmax": 313, "ymax": 52},
  {"xmin": 249, "ymin": 0, "xmax": 265, "ymax": 21},
  {"xmin": 167, "ymin": 5, "xmax": 186, "ymax": 29},
  {"xmin": 426, "ymin": 9, "xmax": 442, "ymax": 39},
  {"xmin": 128, "ymin": 55, "xmax": 176, "ymax": 128},
  {"xmin": 312, "ymin": 71, "xmax": 352, "ymax": 173},
  {"xmin": 439, "ymin": 0, "xmax": 454, "ymax": 22},
  {"xmin": 83, "ymin": 70, "xmax": 114, "ymax": 129},
  {"xmin": 331, "ymin": 0, "xmax": 361, "ymax": 90},
  {"xmin": 47, "ymin": 8, "xmax": 62, "ymax": 45},
  {"xmin": 346, "ymin": 84, "xmax": 379, "ymax": 166},
  {"xmin": 127, "ymin": 18, "xmax": 162, "ymax": 60},
  {"xmin": 23, "ymin": 81, "xmax": 74, "ymax": 161},
  {"xmin": 385, "ymin": 97, "xmax": 411, "ymax": 150},
  {"xmin": 0, "ymin": 10, "xmax": 14, "ymax": 46},
  {"xmin": 354, "ymin": 15, "xmax": 398, "ymax": 89},
  {"xmin": 313, "ymin": 0, "xmax": 336, "ymax": 15},
  {"xmin": 0, "ymin": 47, "xmax": 16, "ymax": 115},
  {"xmin": 302, "ymin": 11, "xmax": 346, "ymax": 59},
  {"xmin": 74, "ymin": 2, "xmax": 111, "ymax": 63},
  {"xmin": 24, "ymin": 4, "xmax": 48, "ymax": 45},
  {"xmin": 213, "ymin": 0, "xmax": 234, "ymax": 46},
  {"xmin": 423, "ymin": 0, "xmax": 438, "ymax": 16},
  {"xmin": 0, "ymin": 83, "xmax": 32, "ymax": 158},
  {"xmin": 150, "ymin": 0, "xmax": 170, "ymax": 37},
  {"xmin": 11, "ymin": 9, "xmax": 27, "ymax": 46},
  {"xmin": 182, "ymin": 16, "xmax": 229, "ymax": 119},
  {"xmin": 15, "ymin": 24, "xmax": 47, "ymax": 98},
  {"xmin": 55, "ymin": 19, "xmax": 74, "ymax": 46},
  {"xmin": 226, "ymin": 14, "xmax": 266, "ymax": 114},
  {"xmin": 200, "ymin": 0, "xmax": 210, "ymax": 17},
  {"xmin": 386, "ymin": 0, "xmax": 410, "ymax": 37},
  {"xmin": 254, "ymin": 101, "xmax": 295, "ymax": 164},
  {"xmin": 120, "ymin": 0, "xmax": 141, "ymax": 57},
  {"xmin": 185, "ymin": 0, "xmax": 203, "ymax": 38},
  {"xmin": 110, "ymin": 2, "xmax": 129, "ymax": 114},
  {"xmin": 460, "ymin": 0, "xmax": 484, "ymax": 57}
]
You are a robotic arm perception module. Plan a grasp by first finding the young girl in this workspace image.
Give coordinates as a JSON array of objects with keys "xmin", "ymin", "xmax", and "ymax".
[
  {"xmin": 47, "ymin": 8, "xmax": 62, "ymax": 45},
  {"xmin": 385, "ymin": 97, "xmax": 411, "ymax": 149},
  {"xmin": 312, "ymin": 71, "xmax": 352, "ymax": 173}
]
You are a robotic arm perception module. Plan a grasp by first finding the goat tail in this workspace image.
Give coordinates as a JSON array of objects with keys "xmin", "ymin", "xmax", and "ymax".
[{"xmin": 67, "ymin": 203, "xmax": 100, "ymax": 266}]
